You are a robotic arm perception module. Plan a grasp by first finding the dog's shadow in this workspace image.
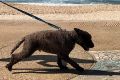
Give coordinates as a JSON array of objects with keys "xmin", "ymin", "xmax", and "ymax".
[
  {"xmin": 0, "ymin": 55, "xmax": 120, "ymax": 75},
  {"xmin": 0, "ymin": 54, "xmax": 96, "ymax": 67},
  {"xmin": 12, "ymin": 68, "xmax": 120, "ymax": 76}
]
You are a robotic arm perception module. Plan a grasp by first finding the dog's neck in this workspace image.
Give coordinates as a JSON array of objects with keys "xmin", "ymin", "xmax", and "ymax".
[{"xmin": 67, "ymin": 30, "xmax": 78, "ymax": 41}]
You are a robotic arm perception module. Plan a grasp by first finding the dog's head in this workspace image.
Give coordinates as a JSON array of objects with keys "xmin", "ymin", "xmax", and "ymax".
[{"xmin": 74, "ymin": 28, "xmax": 94, "ymax": 51}]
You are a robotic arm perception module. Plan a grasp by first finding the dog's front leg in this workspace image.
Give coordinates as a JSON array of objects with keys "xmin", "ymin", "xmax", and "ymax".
[
  {"xmin": 60, "ymin": 53, "xmax": 84, "ymax": 72},
  {"xmin": 57, "ymin": 55, "xmax": 68, "ymax": 70}
]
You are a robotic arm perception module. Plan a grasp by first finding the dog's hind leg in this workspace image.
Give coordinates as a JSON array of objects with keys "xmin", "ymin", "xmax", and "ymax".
[
  {"xmin": 60, "ymin": 53, "xmax": 84, "ymax": 72},
  {"xmin": 57, "ymin": 55, "xmax": 68, "ymax": 70},
  {"xmin": 6, "ymin": 40, "xmax": 36, "ymax": 71}
]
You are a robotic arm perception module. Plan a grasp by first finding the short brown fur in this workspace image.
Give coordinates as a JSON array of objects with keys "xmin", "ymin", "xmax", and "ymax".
[{"xmin": 6, "ymin": 28, "xmax": 94, "ymax": 72}]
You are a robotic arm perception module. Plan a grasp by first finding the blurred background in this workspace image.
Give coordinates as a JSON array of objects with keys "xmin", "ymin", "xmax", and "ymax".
[{"xmin": 1, "ymin": 0, "xmax": 120, "ymax": 4}]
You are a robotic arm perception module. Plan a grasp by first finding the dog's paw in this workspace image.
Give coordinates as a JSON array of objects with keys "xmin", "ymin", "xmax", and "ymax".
[
  {"xmin": 76, "ymin": 67, "xmax": 85, "ymax": 73},
  {"xmin": 6, "ymin": 64, "xmax": 12, "ymax": 71},
  {"xmin": 60, "ymin": 66, "xmax": 68, "ymax": 70}
]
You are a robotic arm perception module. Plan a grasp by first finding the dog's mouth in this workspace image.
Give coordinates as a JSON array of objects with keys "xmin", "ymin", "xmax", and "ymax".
[
  {"xmin": 81, "ymin": 42, "xmax": 94, "ymax": 51},
  {"xmin": 83, "ymin": 47, "xmax": 89, "ymax": 51},
  {"xmin": 81, "ymin": 45, "xmax": 89, "ymax": 51}
]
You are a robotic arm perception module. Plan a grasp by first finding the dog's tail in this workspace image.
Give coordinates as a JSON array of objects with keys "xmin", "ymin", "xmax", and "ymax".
[{"xmin": 11, "ymin": 37, "xmax": 25, "ymax": 54}]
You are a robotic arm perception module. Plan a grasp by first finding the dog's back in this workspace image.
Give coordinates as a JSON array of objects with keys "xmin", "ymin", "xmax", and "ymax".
[{"xmin": 25, "ymin": 30, "xmax": 76, "ymax": 54}]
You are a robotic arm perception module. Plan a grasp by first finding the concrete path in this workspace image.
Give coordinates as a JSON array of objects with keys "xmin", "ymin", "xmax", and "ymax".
[
  {"xmin": 0, "ymin": 40, "xmax": 120, "ymax": 80},
  {"xmin": 1, "ymin": 44, "xmax": 119, "ymax": 80},
  {"xmin": 72, "ymin": 50, "xmax": 120, "ymax": 80},
  {"xmin": 0, "ymin": 43, "xmax": 95, "ymax": 80}
]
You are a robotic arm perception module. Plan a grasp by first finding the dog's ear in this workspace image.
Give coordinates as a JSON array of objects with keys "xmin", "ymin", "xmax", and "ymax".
[
  {"xmin": 74, "ymin": 28, "xmax": 91, "ymax": 39},
  {"xmin": 74, "ymin": 28, "xmax": 81, "ymax": 34},
  {"xmin": 74, "ymin": 28, "xmax": 88, "ymax": 36}
]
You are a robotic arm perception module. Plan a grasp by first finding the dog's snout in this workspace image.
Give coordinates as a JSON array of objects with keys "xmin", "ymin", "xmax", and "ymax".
[{"xmin": 90, "ymin": 43, "xmax": 94, "ymax": 48}]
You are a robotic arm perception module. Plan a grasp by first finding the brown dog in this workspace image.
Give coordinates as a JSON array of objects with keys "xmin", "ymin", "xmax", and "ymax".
[{"xmin": 6, "ymin": 28, "xmax": 94, "ymax": 72}]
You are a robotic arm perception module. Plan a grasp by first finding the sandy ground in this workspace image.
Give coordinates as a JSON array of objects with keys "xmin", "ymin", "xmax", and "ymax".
[
  {"xmin": 1, "ymin": 3, "xmax": 120, "ymax": 15},
  {"xmin": 0, "ymin": 3, "xmax": 120, "ymax": 80},
  {"xmin": 0, "ymin": 20, "xmax": 120, "ymax": 51},
  {"xmin": 0, "ymin": 20, "xmax": 96, "ymax": 80},
  {"xmin": 0, "ymin": 3, "xmax": 120, "ymax": 50}
]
